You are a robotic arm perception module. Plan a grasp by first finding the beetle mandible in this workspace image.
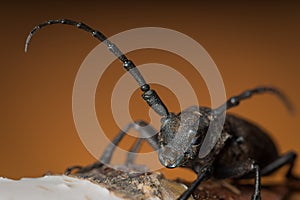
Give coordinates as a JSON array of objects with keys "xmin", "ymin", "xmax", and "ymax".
[{"xmin": 25, "ymin": 19, "xmax": 299, "ymax": 200}]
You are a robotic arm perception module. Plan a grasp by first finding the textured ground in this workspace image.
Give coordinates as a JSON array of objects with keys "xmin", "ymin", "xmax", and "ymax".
[{"xmin": 69, "ymin": 164, "xmax": 300, "ymax": 200}]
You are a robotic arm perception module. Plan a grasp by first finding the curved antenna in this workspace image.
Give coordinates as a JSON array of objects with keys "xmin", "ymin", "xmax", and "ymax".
[
  {"xmin": 25, "ymin": 19, "xmax": 169, "ymax": 117},
  {"xmin": 212, "ymin": 86, "xmax": 295, "ymax": 116}
]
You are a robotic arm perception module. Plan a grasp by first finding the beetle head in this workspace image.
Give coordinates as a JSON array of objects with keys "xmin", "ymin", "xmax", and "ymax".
[{"xmin": 157, "ymin": 107, "xmax": 211, "ymax": 168}]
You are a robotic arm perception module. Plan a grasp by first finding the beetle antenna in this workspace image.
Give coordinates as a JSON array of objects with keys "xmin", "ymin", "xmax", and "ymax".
[
  {"xmin": 25, "ymin": 19, "xmax": 169, "ymax": 117},
  {"xmin": 212, "ymin": 86, "xmax": 295, "ymax": 116}
]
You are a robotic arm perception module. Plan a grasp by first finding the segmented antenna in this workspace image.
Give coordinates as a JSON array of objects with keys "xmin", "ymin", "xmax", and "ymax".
[
  {"xmin": 212, "ymin": 86, "xmax": 295, "ymax": 116},
  {"xmin": 25, "ymin": 19, "xmax": 169, "ymax": 117}
]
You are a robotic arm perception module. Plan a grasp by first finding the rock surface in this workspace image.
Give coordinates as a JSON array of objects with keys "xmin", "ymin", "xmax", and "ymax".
[{"xmin": 0, "ymin": 164, "xmax": 299, "ymax": 200}]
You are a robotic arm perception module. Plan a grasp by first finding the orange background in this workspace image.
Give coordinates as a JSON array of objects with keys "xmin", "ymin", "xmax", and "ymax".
[{"xmin": 0, "ymin": 1, "xmax": 299, "ymax": 182}]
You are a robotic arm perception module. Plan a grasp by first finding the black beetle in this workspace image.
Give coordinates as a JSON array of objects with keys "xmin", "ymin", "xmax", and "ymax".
[{"xmin": 25, "ymin": 19, "xmax": 299, "ymax": 200}]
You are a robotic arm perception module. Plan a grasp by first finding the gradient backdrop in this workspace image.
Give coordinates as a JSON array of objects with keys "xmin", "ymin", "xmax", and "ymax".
[{"xmin": 0, "ymin": 1, "xmax": 299, "ymax": 182}]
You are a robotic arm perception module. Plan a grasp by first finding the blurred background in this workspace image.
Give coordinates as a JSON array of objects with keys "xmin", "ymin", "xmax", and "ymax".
[{"xmin": 0, "ymin": 1, "xmax": 299, "ymax": 182}]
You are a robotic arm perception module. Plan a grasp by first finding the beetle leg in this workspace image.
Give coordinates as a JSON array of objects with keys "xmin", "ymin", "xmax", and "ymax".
[
  {"xmin": 64, "ymin": 165, "xmax": 83, "ymax": 175},
  {"xmin": 72, "ymin": 121, "xmax": 159, "ymax": 173},
  {"xmin": 213, "ymin": 159, "xmax": 261, "ymax": 200},
  {"xmin": 261, "ymin": 151, "xmax": 299, "ymax": 180},
  {"xmin": 124, "ymin": 121, "xmax": 160, "ymax": 167},
  {"xmin": 251, "ymin": 164, "xmax": 261, "ymax": 200},
  {"xmin": 100, "ymin": 120, "xmax": 159, "ymax": 164},
  {"xmin": 102, "ymin": 120, "xmax": 159, "ymax": 170},
  {"xmin": 99, "ymin": 123, "xmax": 133, "ymax": 164},
  {"xmin": 99, "ymin": 121, "xmax": 158, "ymax": 163},
  {"xmin": 177, "ymin": 165, "xmax": 212, "ymax": 200},
  {"xmin": 125, "ymin": 121, "xmax": 160, "ymax": 167},
  {"xmin": 125, "ymin": 138, "xmax": 144, "ymax": 166},
  {"xmin": 64, "ymin": 123, "xmax": 130, "ymax": 174}
]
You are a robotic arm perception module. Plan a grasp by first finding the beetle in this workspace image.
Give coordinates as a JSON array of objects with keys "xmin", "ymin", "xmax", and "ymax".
[{"xmin": 25, "ymin": 19, "xmax": 299, "ymax": 200}]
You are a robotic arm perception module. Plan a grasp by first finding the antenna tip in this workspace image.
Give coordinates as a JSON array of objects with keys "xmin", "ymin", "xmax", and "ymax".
[
  {"xmin": 24, "ymin": 44, "xmax": 28, "ymax": 52},
  {"xmin": 24, "ymin": 33, "xmax": 33, "ymax": 53}
]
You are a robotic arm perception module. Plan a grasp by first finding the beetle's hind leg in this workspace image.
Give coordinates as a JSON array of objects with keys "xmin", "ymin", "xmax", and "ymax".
[{"xmin": 260, "ymin": 151, "xmax": 300, "ymax": 180}]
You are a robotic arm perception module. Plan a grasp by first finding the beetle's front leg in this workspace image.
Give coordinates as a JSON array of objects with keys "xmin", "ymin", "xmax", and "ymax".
[
  {"xmin": 65, "ymin": 120, "xmax": 159, "ymax": 175},
  {"xmin": 100, "ymin": 120, "xmax": 159, "ymax": 165},
  {"xmin": 251, "ymin": 164, "xmax": 261, "ymax": 200},
  {"xmin": 177, "ymin": 165, "xmax": 212, "ymax": 200},
  {"xmin": 64, "ymin": 123, "xmax": 133, "ymax": 175}
]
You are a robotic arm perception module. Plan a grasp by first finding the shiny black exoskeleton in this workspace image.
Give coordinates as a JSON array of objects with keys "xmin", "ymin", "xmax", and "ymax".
[{"xmin": 25, "ymin": 19, "xmax": 299, "ymax": 200}]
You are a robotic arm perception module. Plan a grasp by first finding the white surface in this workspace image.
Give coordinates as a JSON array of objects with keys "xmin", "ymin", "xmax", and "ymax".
[{"xmin": 0, "ymin": 175, "xmax": 122, "ymax": 200}]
